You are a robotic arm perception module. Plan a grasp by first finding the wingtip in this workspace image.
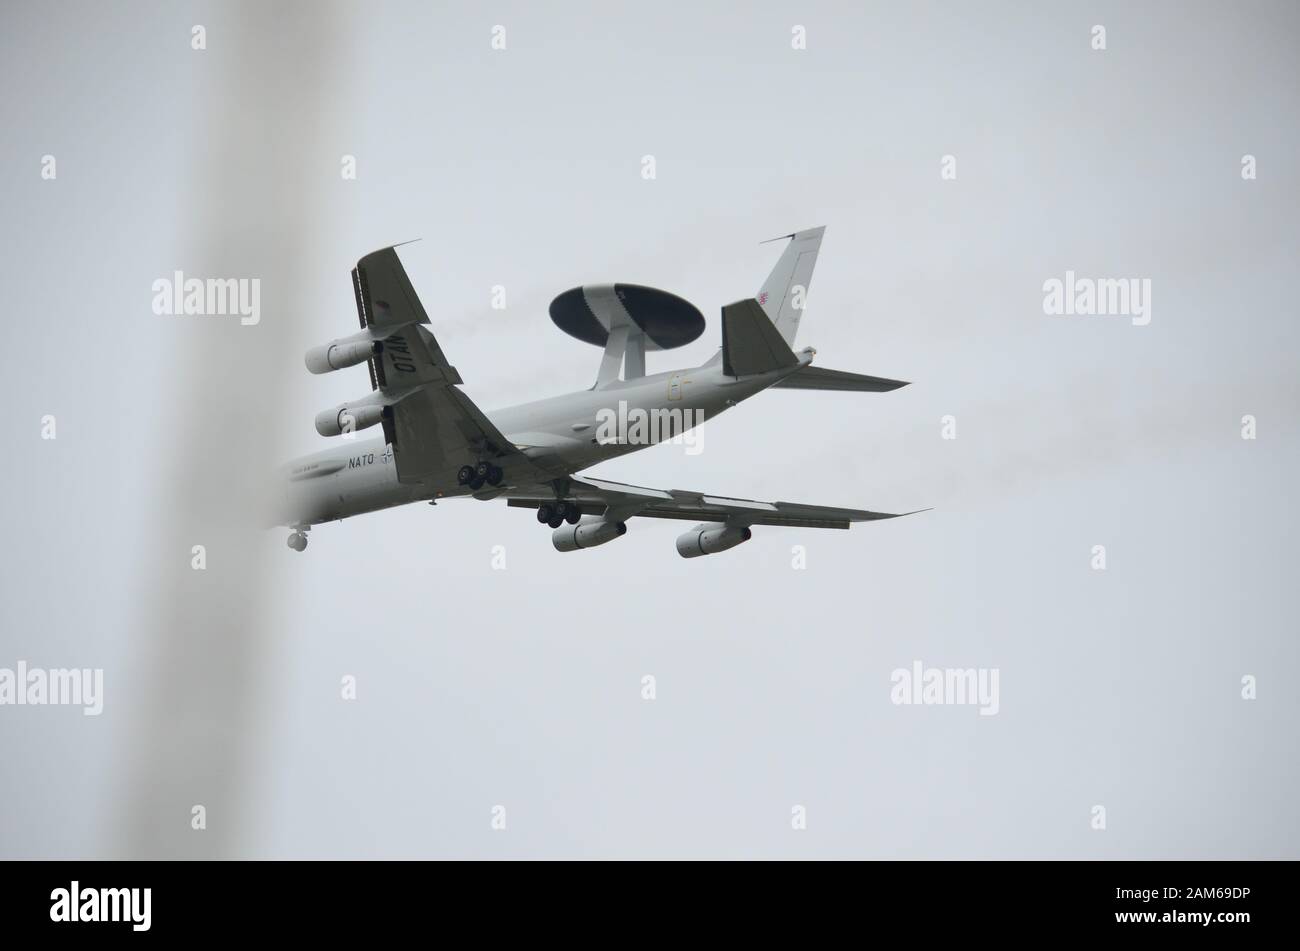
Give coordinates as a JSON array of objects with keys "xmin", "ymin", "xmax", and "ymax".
[
  {"xmin": 358, "ymin": 239, "xmax": 423, "ymax": 266},
  {"xmin": 846, "ymin": 505, "xmax": 933, "ymax": 523}
]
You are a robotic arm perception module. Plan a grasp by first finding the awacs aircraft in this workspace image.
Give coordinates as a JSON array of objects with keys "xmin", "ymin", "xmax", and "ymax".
[{"xmin": 280, "ymin": 227, "xmax": 921, "ymax": 555}]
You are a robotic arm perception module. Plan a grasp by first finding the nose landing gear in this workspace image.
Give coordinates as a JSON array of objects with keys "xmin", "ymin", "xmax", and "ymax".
[{"xmin": 286, "ymin": 531, "xmax": 308, "ymax": 552}]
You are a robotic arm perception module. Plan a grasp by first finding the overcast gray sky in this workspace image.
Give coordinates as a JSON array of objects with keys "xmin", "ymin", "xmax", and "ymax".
[{"xmin": 1, "ymin": 0, "xmax": 1297, "ymax": 858}]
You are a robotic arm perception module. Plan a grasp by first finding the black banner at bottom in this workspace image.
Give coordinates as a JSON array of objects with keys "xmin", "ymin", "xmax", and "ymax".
[{"xmin": 0, "ymin": 860, "xmax": 1284, "ymax": 938}]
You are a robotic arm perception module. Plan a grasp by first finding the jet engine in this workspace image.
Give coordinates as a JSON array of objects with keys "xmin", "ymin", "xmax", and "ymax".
[
  {"xmin": 314, "ymin": 401, "xmax": 392, "ymax": 437},
  {"xmin": 675, "ymin": 523, "xmax": 752, "ymax": 558},
  {"xmin": 552, "ymin": 517, "xmax": 628, "ymax": 552},
  {"xmin": 305, "ymin": 332, "xmax": 384, "ymax": 374}
]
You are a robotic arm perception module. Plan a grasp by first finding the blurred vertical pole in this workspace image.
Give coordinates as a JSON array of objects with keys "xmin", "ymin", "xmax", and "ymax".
[{"xmin": 119, "ymin": 1, "xmax": 345, "ymax": 858}]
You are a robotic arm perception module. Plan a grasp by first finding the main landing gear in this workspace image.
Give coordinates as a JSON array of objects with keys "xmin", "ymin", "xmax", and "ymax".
[
  {"xmin": 457, "ymin": 460, "xmax": 503, "ymax": 491},
  {"xmin": 537, "ymin": 501, "xmax": 581, "ymax": 529},
  {"xmin": 286, "ymin": 531, "xmax": 308, "ymax": 552}
]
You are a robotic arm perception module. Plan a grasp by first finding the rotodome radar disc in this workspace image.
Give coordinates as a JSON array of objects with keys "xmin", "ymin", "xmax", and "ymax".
[{"xmin": 549, "ymin": 283, "xmax": 705, "ymax": 351}]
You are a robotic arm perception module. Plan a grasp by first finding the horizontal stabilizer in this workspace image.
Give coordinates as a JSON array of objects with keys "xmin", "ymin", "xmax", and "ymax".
[
  {"xmin": 772, "ymin": 365, "xmax": 909, "ymax": 392},
  {"xmin": 722, "ymin": 299, "xmax": 799, "ymax": 377}
]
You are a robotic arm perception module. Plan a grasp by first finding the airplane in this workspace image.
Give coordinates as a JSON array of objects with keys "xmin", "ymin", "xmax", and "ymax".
[{"xmin": 280, "ymin": 226, "xmax": 923, "ymax": 555}]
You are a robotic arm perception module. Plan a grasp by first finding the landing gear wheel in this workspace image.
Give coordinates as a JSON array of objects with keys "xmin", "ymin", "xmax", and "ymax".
[
  {"xmin": 475, "ymin": 460, "xmax": 491, "ymax": 480},
  {"xmin": 487, "ymin": 464, "xmax": 504, "ymax": 486},
  {"xmin": 537, "ymin": 503, "xmax": 555, "ymax": 524},
  {"xmin": 548, "ymin": 517, "xmax": 564, "ymax": 529},
  {"xmin": 564, "ymin": 503, "xmax": 580, "ymax": 525},
  {"xmin": 469, "ymin": 475, "xmax": 486, "ymax": 491},
  {"xmin": 286, "ymin": 532, "xmax": 307, "ymax": 552},
  {"xmin": 456, "ymin": 465, "xmax": 475, "ymax": 486}
]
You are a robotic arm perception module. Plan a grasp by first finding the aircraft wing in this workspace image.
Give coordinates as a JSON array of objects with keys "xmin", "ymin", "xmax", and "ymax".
[
  {"xmin": 505, "ymin": 476, "xmax": 927, "ymax": 529},
  {"xmin": 350, "ymin": 246, "xmax": 553, "ymax": 486}
]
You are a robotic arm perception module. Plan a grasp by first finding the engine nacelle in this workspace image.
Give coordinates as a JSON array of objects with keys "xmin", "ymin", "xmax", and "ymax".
[
  {"xmin": 552, "ymin": 517, "xmax": 628, "ymax": 552},
  {"xmin": 305, "ymin": 333, "xmax": 384, "ymax": 374},
  {"xmin": 314, "ymin": 402, "xmax": 391, "ymax": 437},
  {"xmin": 676, "ymin": 523, "xmax": 752, "ymax": 558}
]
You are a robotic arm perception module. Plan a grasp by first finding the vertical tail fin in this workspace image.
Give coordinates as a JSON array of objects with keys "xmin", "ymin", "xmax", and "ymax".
[{"xmin": 757, "ymin": 226, "xmax": 825, "ymax": 346}]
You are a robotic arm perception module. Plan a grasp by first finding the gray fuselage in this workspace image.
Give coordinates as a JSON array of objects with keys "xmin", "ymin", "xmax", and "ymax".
[{"xmin": 281, "ymin": 352, "xmax": 810, "ymax": 528}]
